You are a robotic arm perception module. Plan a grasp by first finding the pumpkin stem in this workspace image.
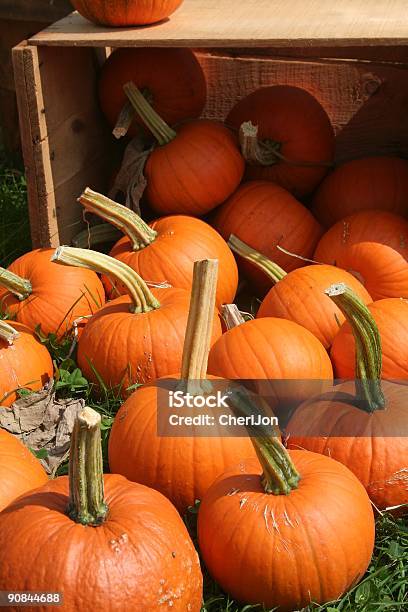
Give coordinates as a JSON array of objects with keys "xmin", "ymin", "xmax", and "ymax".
[
  {"xmin": 78, "ymin": 187, "xmax": 157, "ymax": 251},
  {"xmin": 0, "ymin": 267, "xmax": 32, "ymax": 301},
  {"xmin": 0, "ymin": 320, "xmax": 19, "ymax": 345},
  {"xmin": 124, "ymin": 81, "xmax": 177, "ymax": 146},
  {"xmin": 180, "ymin": 259, "xmax": 218, "ymax": 395},
  {"xmin": 228, "ymin": 234, "xmax": 286, "ymax": 284},
  {"xmin": 67, "ymin": 406, "xmax": 108, "ymax": 526},
  {"xmin": 52, "ymin": 246, "xmax": 160, "ymax": 314},
  {"xmin": 325, "ymin": 283, "xmax": 385, "ymax": 412},
  {"xmin": 72, "ymin": 223, "xmax": 122, "ymax": 249},
  {"xmin": 221, "ymin": 304, "xmax": 246, "ymax": 329},
  {"xmin": 113, "ymin": 100, "xmax": 135, "ymax": 139}
]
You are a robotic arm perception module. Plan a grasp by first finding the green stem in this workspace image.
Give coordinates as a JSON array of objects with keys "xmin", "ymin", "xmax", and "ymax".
[
  {"xmin": 228, "ymin": 234, "xmax": 286, "ymax": 284},
  {"xmin": 78, "ymin": 188, "xmax": 157, "ymax": 251},
  {"xmin": 325, "ymin": 283, "xmax": 385, "ymax": 412},
  {"xmin": 221, "ymin": 304, "xmax": 245, "ymax": 329},
  {"xmin": 72, "ymin": 223, "xmax": 122, "ymax": 249},
  {"xmin": 0, "ymin": 267, "xmax": 32, "ymax": 301},
  {"xmin": 67, "ymin": 407, "xmax": 108, "ymax": 526},
  {"xmin": 124, "ymin": 81, "xmax": 177, "ymax": 146},
  {"xmin": 52, "ymin": 247, "xmax": 160, "ymax": 314},
  {"xmin": 0, "ymin": 320, "xmax": 19, "ymax": 345}
]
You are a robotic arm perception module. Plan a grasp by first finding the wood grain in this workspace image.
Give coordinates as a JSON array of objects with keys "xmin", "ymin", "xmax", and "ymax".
[{"xmin": 30, "ymin": 1, "xmax": 408, "ymax": 48}]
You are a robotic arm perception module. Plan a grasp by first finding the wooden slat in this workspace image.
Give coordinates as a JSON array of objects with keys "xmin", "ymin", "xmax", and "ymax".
[
  {"xmin": 0, "ymin": 0, "xmax": 71, "ymax": 23},
  {"xmin": 30, "ymin": 1, "xmax": 408, "ymax": 48}
]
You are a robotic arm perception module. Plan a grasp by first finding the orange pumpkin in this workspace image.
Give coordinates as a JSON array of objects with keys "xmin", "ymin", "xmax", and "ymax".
[
  {"xmin": 71, "ymin": 0, "xmax": 183, "ymax": 26},
  {"xmin": 0, "ymin": 249, "xmax": 105, "ymax": 338},
  {"xmin": 312, "ymin": 157, "xmax": 408, "ymax": 227},
  {"xmin": 226, "ymin": 85, "xmax": 335, "ymax": 197},
  {"xmin": 0, "ymin": 408, "xmax": 203, "ymax": 611},
  {"xmin": 79, "ymin": 188, "xmax": 238, "ymax": 307},
  {"xmin": 314, "ymin": 210, "xmax": 408, "ymax": 300},
  {"xmin": 0, "ymin": 429, "xmax": 48, "ymax": 511}
]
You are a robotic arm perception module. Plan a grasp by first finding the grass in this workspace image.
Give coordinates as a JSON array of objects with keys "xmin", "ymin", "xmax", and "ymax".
[{"xmin": 1, "ymin": 153, "xmax": 408, "ymax": 612}]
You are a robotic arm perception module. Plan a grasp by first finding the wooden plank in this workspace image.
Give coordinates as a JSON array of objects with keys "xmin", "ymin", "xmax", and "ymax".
[
  {"xmin": 30, "ymin": 1, "xmax": 408, "ymax": 48},
  {"xmin": 0, "ymin": 0, "xmax": 71, "ymax": 23}
]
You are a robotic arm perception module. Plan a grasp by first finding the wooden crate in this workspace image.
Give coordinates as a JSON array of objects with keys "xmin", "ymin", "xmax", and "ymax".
[{"xmin": 12, "ymin": 0, "xmax": 408, "ymax": 248}]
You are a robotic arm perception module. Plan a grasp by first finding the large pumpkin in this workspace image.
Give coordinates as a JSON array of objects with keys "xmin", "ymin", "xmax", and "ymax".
[
  {"xmin": 226, "ymin": 85, "xmax": 335, "ymax": 197},
  {"xmin": 0, "ymin": 249, "xmax": 105, "ymax": 338},
  {"xmin": 109, "ymin": 260, "xmax": 257, "ymax": 513},
  {"xmin": 314, "ymin": 210, "xmax": 408, "ymax": 300},
  {"xmin": 98, "ymin": 48, "xmax": 206, "ymax": 138},
  {"xmin": 0, "ymin": 320, "xmax": 53, "ymax": 406},
  {"xmin": 52, "ymin": 247, "xmax": 221, "ymax": 396},
  {"xmin": 288, "ymin": 283, "xmax": 408, "ymax": 510},
  {"xmin": 214, "ymin": 180, "xmax": 323, "ymax": 295},
  {"xmin": 198, "ymin": 396, "xmax": 374, "ymax": 611},
  {"xmin": 0, "ymin": 407, "xmax": 203, "ymax": 611},
  {"xmin": 71, "ymin": 0, "xmax": 183, "ymax": 26},
  {"xmin": 79, "ymin": 188, "xmax": 238, "ymax": 307},
  {"xmin": 124, "ymin": 82, "xmax": 244, "ymax": 216},
  {"xmin": 0, "ymin": 429, "xmax": 48, "ymax": 511},
  {"xmin": 312, "ymin": 156, "xmax": 408, "ymax": 227}
]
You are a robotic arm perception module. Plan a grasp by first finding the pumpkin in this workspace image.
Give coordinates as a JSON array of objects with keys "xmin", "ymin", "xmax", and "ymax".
[
  {"xmin": 287, "ymin": 283, "xmax": 408, "ymax": 511},
  {"xmin": 99, "ymin": 47, "xmax": 206, "ymax": 139},
  {"xmin": 198, "ymin": 391, "xmax": 375, "ymax": 611},
  {"xmin": 0, "ymin": 249, "xmax": 105, "ymax": 338},
  {"xmin": 109, "ymin": 259, "xmax": 257, "ymax": 513},
  {"xmin": 0, "ymin": 429, "xmax": 48, "ymax": 511},
  {"xmin": 0, "ymin": 407, "xmax": 203, "ymax": 611},
  {"xmin": 229, "ymin": 235, "xmax": 372, "ymax": 349},
  {"xmin": 79, "ymin": 188, "xmax": 238, "ymax": 307},
  {"xmin": 52, "ymin": 247, "xmax": 221, "ymax": 396},
  {"xmin": 71, "ymin": 0, "xmax": 183, "ymax": 26},
  {"xmin": 226, "ymin": 85, "xmax": 335, "ymax": 197},
  {"xmin": 0, "ymin": 320, "xmax": 53, "ymax": 407},
  {"xmin": 314, "ymin": 210, "xmax": 408, "ymax": 300},
  {"xmin": 312, "ymin": 156, "xmax": 408, "ymax": 227},
  {"xmin": 214, "ymin": 181, "xmax": 323, "ymax": 295},
  {"xmin": 124, "ymin": 82, "xmax": 244, "ymax": 216}
]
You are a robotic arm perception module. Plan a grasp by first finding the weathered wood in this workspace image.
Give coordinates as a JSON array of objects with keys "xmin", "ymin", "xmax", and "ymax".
[
  {"xmin": 31, "ymin": 1, "xmax": 408, "ymax": 48},
  {"xmin": 0, "ymin": 0, "xmax": 71, "ymax": 22}
]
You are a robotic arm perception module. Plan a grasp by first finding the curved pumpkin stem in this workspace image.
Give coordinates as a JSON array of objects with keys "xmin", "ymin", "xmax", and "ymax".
[
  {"xmin": 67, "ymin": 406, "xmax": 108, "ymax": 526},
  {"xmin": 221, "ymin": 304, "xmax": 246, "ymax": 330},
  {"xmin": 52, "ymin": 246, "xmax": 160, "ymax": 314},
  {"xmin": 325, "ymin": 283, "xmax": 385, "ymax": 412},
  {"xmin": 228, "ymin": 234, "xmax": 286, "ymax": 284},
  {"xmin": 0, "ymin": 267, "xmax": 32, "ymax": 301},
  {"xmin": 78, "ymin": 187, "xmax": 157, "ymax": 251},
  {"xmin": 0, "ymin": 320, "xmax": 19, "ymax": 345},
  {"xmin": 124, "ymin": 81, "xmax": 177, "ymax": 146}
]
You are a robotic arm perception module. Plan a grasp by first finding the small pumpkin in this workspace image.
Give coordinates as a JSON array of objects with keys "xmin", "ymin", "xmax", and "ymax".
[
  {"xmin": 214, "ymin": 180, "xmax": 323, "ymax": 295},
  {"xmin": 287, "ymin": 283, "xmax": 408, "ymax": 511},
  {"xmin": 229, "ymin": 235, "xmax": 372, "ymax": 348},
  {"xmin": 79, "ymin": 188, "xmax": 238, "ymax": 307},
  {"xmin": 0, "ymin": 407, "xmax": 203, "ymax": 611},
  {"xmin": 0, "ymin": 320, "xmax": 53, "ymax": 407},
  {"xmin": 0, "ymin": 249, "xmax": 105, "ymax": 338},
  {"xmin": 198, "ymin": 389, "xmax": 375, "ymax": 611},
  {"xmin": 124, "ymin": 82, "xmax": 244, "ymax": 216},
  {"xmin": 99, "ymin": 47, "xmax": 206, "ymax": 139},
  {"xmin": 226, "ymin": 85, "xmax": 335, "ymax": 197},
  {"xmin": 109, "ymin": 259, "xmax": 257, "ymax": 513},
  {"xmin": 52, "ymin": 247, "xmax": 221, "ymax": 396},
  {"xmin": 312, "ymin": 156, "xmax": 408, "ymax": 227},
  {"xmin": 0, "ymin": 429, "xmax": 48, "ymax": 511},
  {"xmin": 71, "ymin": 0, "xmax": 183, "ymax": 26},
  {"xmin": 314, "ymin": 210, "xmax": 408, "ymax": 300}
]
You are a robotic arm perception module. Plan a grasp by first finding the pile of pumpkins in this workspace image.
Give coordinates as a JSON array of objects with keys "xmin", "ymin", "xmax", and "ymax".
[{"xmin": 0, "ymin": 45, "xmax": 407, "ymax": 612}]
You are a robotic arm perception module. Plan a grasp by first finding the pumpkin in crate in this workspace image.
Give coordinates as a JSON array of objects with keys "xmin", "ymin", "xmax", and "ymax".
[
  {"xmin": 0, "ymin": 320, "xmax": 53, "ymax": 407},
  {"xmin": 228, "ymin": 235, "xmax": 372, "ymax": 349},
  {"xmin": 109, "ymin": 259, "xmax": 258, "ymax": 513},
  {"xmin": 214, "ymin": 181, "xmax": 323, "ymax": 295},
  {"xmin": 226, "ymin": 85, "xmax": 335, "ymax": 197},
  {"xmin": 99, "ymin": 47, "xmax": 206, "ymax": 138},
  {"xmin": 312, "ymin": 156, "xmax": 408, "ymax": 227},
  {"xmin": 314, "ymin": 210, "xmax": 408, "ymax": 300},
  {"xmin": 0, "ymin": 407, "xmax": 203, "ymax": 611},
  {"xmin": 71, "ymin": 0, "xmax": 183, "ymax": 26},
  {"xmin": 79, "ymin": 188, "xmax": 238, "ymax": 307},
  {"xmin": 52, "ymin": 248, "xmax": 221, "ymax": 396},
  {"xmin": 0, "ymin": 249, "xmax": 105, "ymax": 338}
]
